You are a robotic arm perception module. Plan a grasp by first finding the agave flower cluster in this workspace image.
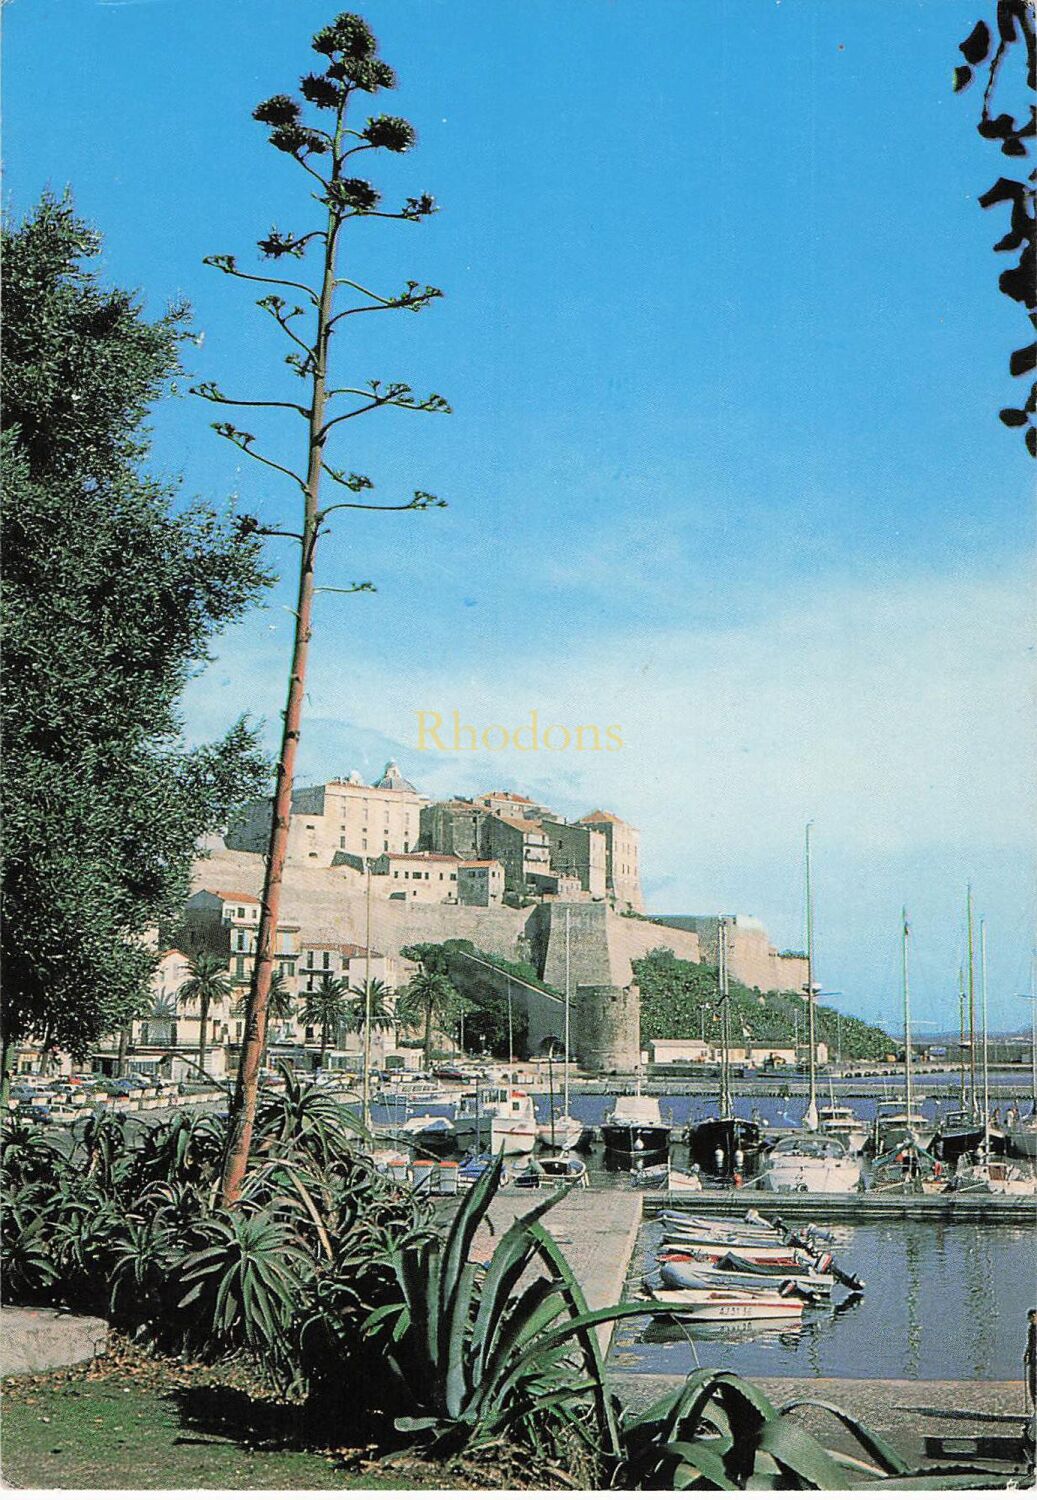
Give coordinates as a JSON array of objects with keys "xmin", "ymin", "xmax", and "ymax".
[{"xmin": 249, "ymin": 11, "xmax": 434, "ymax": 241}]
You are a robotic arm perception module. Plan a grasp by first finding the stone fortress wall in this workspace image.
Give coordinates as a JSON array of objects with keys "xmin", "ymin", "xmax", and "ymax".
[{"xmin": 189, "ymin": 850, "xmax": 709, "ymax": 1068}]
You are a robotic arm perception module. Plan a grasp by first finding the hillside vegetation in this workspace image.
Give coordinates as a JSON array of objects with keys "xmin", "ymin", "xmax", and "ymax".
[{"xmin": 634, "ymin": 949, "xmax": 895, "ymax": 1061}]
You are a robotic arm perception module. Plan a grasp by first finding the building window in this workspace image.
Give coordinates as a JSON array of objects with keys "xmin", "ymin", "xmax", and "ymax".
[
  {"xmin": 404, "ymin": 840, "xmax": 409, "ymax": 852},
  {"xmin": 362, "ymin": 839, "xmax": 367, "ymax": 851},
  {"xmin": 322, "ymin": 952, "xmax": 330, "ymax": 969},
  {"xmin": 237, "ymin": 907, "xmax": 245, "ymax": 918},
  {"xmin": 384, "ymin": 840, "xmax": 389, "ymax": 851},
  {"xmin": 307, "ymin": 951, "xmax": 314, "ymax": 968},
  {"xmin": 340, "ymin": 836, "xmax": 345, "ymax": 848},
  {"xmin": 235, "ymin": 956, "xmax": 245, "ymax": 979}
]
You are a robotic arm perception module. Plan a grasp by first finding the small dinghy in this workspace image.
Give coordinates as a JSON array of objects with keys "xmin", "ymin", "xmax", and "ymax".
[
  {"xmin": 641, "ymin": 1284, "xmax": 804, "ymax": 1323},
  {"xmin": 658, "ymin": 1260, "xmax": 831, "ymax": 1301}
]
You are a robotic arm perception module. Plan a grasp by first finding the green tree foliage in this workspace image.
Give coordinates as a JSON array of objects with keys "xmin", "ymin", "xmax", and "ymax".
[
  {"xmin": 177, "ymin": 953, "xmax": 235, "ymax": 1077},
  {"xmin": 634, "ymin": 950, "xmax": 895, "ymax": 1060},
  {"xmin": 0, "ymin": 196, "xmax": 271, "ymax": 1094},
  {"xmin": 298, "ymin": 975, "xmax": 351, "ymax": 1053},
  {"xmin": 400, "ymin": 948, "xmax": 461, "ymax": 1070},
  {"xmin": 952, "ymin": 2, "xmax": 1036, "ymax": 453}
]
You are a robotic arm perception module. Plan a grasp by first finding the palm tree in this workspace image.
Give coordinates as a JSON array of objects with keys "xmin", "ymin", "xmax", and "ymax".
[
  {"xmin": 234, "ymin": 970, "xmax": 294, "ymax": 1064},
  {"xmin": 402, "ymin": 966, "xmax": 459, "ymax": 1072},
  {"xmin": 147, "ymin": 991, "xmax": 180, "ymax": 1048},
  {"xmin": 178, "ymin": 953, "xmax": 234, "ymax": 1077},
  {"xmin": 348, "ymin": 977, "xmax": 395, "ymax": 1035},
  {"xmin": 298, "ymin": 974, "xmax": 351, "ymax": 1056}
]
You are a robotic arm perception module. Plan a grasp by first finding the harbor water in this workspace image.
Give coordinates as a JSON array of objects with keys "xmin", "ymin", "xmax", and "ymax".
[
  {"xmin": 611, "ymin": 1217, "xmax": 1035, "ymax": 1382},
  {"xmin": 372, "ymin": 1083, "xmax": 1036, "ymax": 1383}
]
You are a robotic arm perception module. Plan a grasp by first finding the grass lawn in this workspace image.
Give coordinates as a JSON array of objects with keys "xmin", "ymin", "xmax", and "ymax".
[{"xmin": 0, "ymin": 1342, "xmax": 463, "ymax": 1491}]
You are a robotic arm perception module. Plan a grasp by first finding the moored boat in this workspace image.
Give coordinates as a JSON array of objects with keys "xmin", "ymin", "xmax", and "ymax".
[
  {"xmin": 640, "ymin": 1285, "xmax": 804, "ymax": 1323},
  {"xmin": 453, "ymin": 1086, "xmax": 538, "ymax": 1155},
  {"xmin": 601, "ymin": 1092, "xmax": 672, "ymax": 1165},
  {"xmin": 763, "ymin": 1132, "xmax": 862, "ymax": 1193},
  {"xmin": 817, "ymin": 1102, "xmax": 869, "ymax": 1155}
]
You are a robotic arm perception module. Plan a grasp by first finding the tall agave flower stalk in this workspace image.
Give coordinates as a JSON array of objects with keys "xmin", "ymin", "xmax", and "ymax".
[{"xmin": 195, "ymin": 12, "xmax": 449, "ymax": 1205}]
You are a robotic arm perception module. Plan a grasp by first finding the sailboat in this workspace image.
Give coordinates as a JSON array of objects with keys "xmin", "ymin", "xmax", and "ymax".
[
  {"xmin": 949, "ymin": 920, "xmax": 1028, "ymax": 1192},
  {"xmin": 817, "ymin": 1081, "xmax": 869, "ymax": 1155},
  {"xmin": 763, "ymin": 825, "xmax": 861, "ymax": 1193},
  {"xmin": 686, "ymin": 921, "xmax": 765, "ymax": 1180},
  {"xmin": 871, "ymin": 911, "xmax": 935, "ymax": 1156},
  {"xmin": 1006, "ymin": 956, "xmax": 1037, "ymax": 1160},
  {"xmin": 932, "ymin": 890, "xmax": 993, "ymax": 1163},
  {"xmin": 536, "ymin": 907, "xmax": 582, "ymax": 1151}
]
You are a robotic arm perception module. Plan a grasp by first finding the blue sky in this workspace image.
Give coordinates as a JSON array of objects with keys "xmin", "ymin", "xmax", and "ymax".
[{"xmin": 6, "ymin": 0, "xmax": 1034, "ymax": 1032}]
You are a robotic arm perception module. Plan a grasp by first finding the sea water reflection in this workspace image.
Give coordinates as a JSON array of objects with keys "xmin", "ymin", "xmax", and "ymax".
[{"xmin": 610, "ymin": 1218, "xmax": 1034, "ymax": 1381}]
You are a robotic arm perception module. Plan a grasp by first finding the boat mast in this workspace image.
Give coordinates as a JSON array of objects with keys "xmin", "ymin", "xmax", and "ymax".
[
  {"xmin": 718, "ymin": 919, "xmax": 732, "ymax": 1119},
  {"xmin": 1029, "ymin": 953, "xmax": 1036, "ymax": 1110},
  {"xmin": 980, "ymin": 917, "xmax": 990, "ymax": 1152},
  {"xmin": 901, "ymin": 908, "xmax": 913, "ymax": 1127},
  {"xmin": 564, "ymin": 907, "xmax": 571, "ymax": 1121},
  {"xmin": 804, "ymin": 822, "xmax": 818, "ymax": 1130},
  {"xmin": 958, "ymin": 964, "xmax": 967, "ymax": 1112},
  {"xmin": 966, "ymin": 885, "xmax": 977, "ymax": 1111}
]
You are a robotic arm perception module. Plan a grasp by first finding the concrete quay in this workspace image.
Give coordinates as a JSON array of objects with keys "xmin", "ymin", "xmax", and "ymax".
[
  {"xmin": 462, "ymin": 1186, "xmax": 643, "ymax": 1353},
  {"xmin": 645, "ymin": 1188, "xmax": 1037, "ymax": 1224}
]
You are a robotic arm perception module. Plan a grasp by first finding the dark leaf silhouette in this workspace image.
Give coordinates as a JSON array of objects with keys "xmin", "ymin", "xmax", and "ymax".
[
  {"xmin": 998, "ymin": 407, "xmax": 1028, "ymax": 425},
  {"xmin": 1009, "ymin": 342, "xmax": 1037, "ymax": 376},
  {"xmin": 953, "ymin": 65, "xmax": 974, "ymax": 92},
  {"xmin": 960, "ymin": 19, "xmax": 991, "ymax": 62}
]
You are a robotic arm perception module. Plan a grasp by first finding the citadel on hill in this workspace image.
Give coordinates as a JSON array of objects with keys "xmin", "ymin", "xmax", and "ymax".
[{"xmin": 155, "ymin": 762, "xmax": 812, "ymax": 1076}]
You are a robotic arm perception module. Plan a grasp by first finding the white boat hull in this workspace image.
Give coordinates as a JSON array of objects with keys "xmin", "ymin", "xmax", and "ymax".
[
  {"xmin": 644, "ymin": 1287, "xmax": 803, "ymax": 1323},
  {"xmin": 536, "ymin": 1115, "xmax": 582, "ymax": 1151},
  {"xmin": 765, "ymin": 1157, "xmax": 862, "ymax": 1193},
  {"xmin": 455, "ymin": 1119, "xmax": 537, "ymax": 1155}
]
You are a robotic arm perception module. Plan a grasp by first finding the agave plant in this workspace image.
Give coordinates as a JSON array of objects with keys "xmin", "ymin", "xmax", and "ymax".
[
  {"xmin": 108, "ymin": 1214, "xmax": 179, "ymax": 1334},
  {"xmin": 75, "ymin": 1111, "xmax": 133, "ymax": 1196},
  {"xmin": 175, "ymin": 1207, "xmax": 315, "ymax": 1376},
  {"xmin": 253, "ymin": 1067, "xmax": 365, "ymax": 1169},
  {"xmin": 352, "ymin": 1156, "xmax": 622, "ymax": 1466},
  {"xmin": 0, "ymin": 1193, "xmax": 61, "ymax": 1300},
  {"xmin": 1, "ymin": 1117, "xmax": 74, "ymax": 1194},
  {"xmin": 617, "ymin": 1370, "xmax": 920, "ymax": 1490},
  {"xmin": 125, "ymin": 1109, "xmax": 227, "ymax": 1195}
]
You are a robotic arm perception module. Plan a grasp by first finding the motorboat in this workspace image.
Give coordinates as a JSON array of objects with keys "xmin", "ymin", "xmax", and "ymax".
[
  {"xmin": 817, "ymin": 1102, "xmax": 869, "ymax": 1155},
  {"xmin": 658, "ymin": 1234, "xmax": 830, "ymax": 1268},
  {"xmin": 457, "ymin": 1152, "xmax": 508, "ymax": 1188},
  {"xmin": 870, "ymin": 1104, "xmax": 935, "ymax": 1156},
  {"xmin": 1006, "ymin": 1107, "xmax": 1037, "ymax": 1159},
  {"xmin": 516, "ymin": 1153, "xmax": 588, "ymax": 1189},
  {"xmin": 394, "ymin": 1113, "xmax": 457, "ymax": 1152},
  {"xmin": 685, "ymin": 922, "xmax": 765, "ymax": 1182},
  {"xmin": 946, "ymin": 1154, "xmax": 1037, "ymax": 1196},
  {"xmin": 453, "ymin": 1086, "xmax": 538, "ymax": 1155},
  {"xmin": 601, "ymin": 1092, "xmax": 672, "ymax": 1166},
  {"xmin": 666, "ymin": 1266, "xmax": 834, "ymax": 1302},
  {"xmin": 640, "ymin": 1285, "xmax": 804, "ymax": 1323},
  {"xmin": 931, "ymin": 1108, "xmax": 988, "ymax": 1163},
  {"xmin": 631, "ymin": 1161, "xmax": 702, "ymax": 1191},
  {"xmin": 686, "ymin": 1113, "xmax": 765, "ymax": 1180},
  {"xmin": 763, "ymin": 1132, "xmax": 862, "ymax": 1193}
]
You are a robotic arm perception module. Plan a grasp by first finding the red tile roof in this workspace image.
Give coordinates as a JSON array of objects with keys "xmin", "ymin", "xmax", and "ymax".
[{"xmin": 216, "ymin": 890, "xmax": 261, "ymax": 903}]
